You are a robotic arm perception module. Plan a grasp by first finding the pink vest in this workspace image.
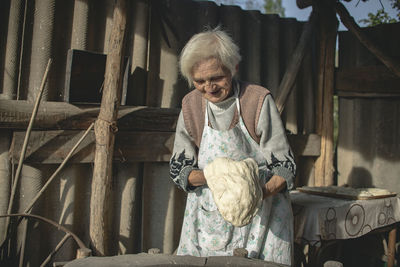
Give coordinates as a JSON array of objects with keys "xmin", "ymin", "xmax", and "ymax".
[{"xmin": 181, "ymin": 81, "xmax": 270, "ymax": 148}]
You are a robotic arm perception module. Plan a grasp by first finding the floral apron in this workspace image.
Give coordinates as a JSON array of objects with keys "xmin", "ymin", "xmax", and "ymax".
[{"xmin": 177, "ymin": 88, "xmax": 293, "ymax": 266}]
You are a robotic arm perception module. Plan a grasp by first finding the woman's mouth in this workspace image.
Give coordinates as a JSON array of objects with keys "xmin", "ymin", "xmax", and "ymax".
[{"xmin": 207, "ymin": 90, "xmax": 220, "ymax": 96}]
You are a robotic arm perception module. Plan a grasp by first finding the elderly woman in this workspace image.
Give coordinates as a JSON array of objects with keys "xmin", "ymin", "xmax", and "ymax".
[{"xmin": 169, "ymin": 28, "xmax": 296, "ymax": 266}]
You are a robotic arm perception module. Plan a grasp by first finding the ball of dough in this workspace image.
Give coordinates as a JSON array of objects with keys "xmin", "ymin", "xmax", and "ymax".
[{"xmin": 203, "ymin": 157, "xmax": 263, "ymax": 227}]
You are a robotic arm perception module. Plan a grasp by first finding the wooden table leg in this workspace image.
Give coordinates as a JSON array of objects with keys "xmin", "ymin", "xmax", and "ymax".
[{"xmin": 387, "ymin": 226, "xmax": 397, "ymax": 267}]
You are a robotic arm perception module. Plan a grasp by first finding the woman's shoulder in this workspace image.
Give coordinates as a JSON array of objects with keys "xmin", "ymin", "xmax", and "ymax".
[
  {"xmin": 182, "ymin": 89, "xmax": 202, "ymax": 106},
  {"xmin": 238, "ymin": 81, "xmax": 270, "ymax": 98}
]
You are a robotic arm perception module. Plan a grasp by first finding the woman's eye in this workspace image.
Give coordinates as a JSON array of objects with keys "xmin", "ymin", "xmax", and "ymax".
[
  {"xmin": 211, "ymin": 76, "xmax": 224, "ymax": 82},
  {"xmin": 194, "ymin": 80, "xmax": 204, "ymax": 84}
]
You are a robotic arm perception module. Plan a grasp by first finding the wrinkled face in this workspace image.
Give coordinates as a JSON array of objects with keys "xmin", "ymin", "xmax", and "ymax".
[{"xmin": 191, "ymin": 58, "xmax": 233, "ymax": 103}]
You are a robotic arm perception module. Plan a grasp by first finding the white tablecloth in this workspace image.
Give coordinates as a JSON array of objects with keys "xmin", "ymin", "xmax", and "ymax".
[{"xmin": 290, "ymin": 190, "xmax": 400, "ymax": 245}]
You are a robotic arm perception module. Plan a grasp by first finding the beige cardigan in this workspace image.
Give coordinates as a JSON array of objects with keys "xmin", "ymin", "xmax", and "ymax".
[{"xmin": 181, "ymin": 81, "xmax": 270, "ymax": 148}]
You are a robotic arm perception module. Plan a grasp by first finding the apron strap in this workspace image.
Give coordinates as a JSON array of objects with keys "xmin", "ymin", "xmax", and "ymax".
[
  {"xmin": 204, "ymin": 100, "xmax": 209, "ymax": 126},
  {"xmin": 233, "ymin": 79, "xmax": 241, "ymax": 115}
]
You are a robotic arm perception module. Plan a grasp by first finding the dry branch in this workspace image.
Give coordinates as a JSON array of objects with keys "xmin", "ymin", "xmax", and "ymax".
[
  {"xmin": 2, "ymin": 122, "xmax": 93, "ymax": 264},
  {"xmin": 0, "ymin": 214, "xmax": 88, "ymax": 250},
  {"xmin": 22, "ymin": 123, "xmax": 94, "ymax": 214},
  {"xmin": 40, "ymin": 233, "xmax": 71, "ymax": 267},
  {"xmin": 4, "ymin": 60, "xmax": 52, "ymax": 261},
  {"xmin": 6, "ymin": 59, "xmax": 52, "ymax": 217}
]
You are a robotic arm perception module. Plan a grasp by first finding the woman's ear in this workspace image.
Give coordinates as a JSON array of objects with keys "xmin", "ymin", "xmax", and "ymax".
[{"xmin": 235, "ymin": 64, "xmax": 239, "ymax": 75}]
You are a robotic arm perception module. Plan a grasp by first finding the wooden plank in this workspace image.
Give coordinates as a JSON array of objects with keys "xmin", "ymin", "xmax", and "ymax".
[
  {"xmin": 337, "ymin": 92, "xmax": 400, "ymax": 97},
  {"xmin": 261, "ymin": 14, "xmax": 281, "ymax": 94},
  {"xmin": 335, "ymin": 65, "xmax": 400, "ymax": 96},
  {"xmin": 275, "ymin": 11, "xmax": 316, "ymax": 113},
  {"xmin": 0, "ymin": 100, "xmax": 179, "ymax": 131},
  {"xmin": 297, "ymin": 187, "xmax": 397, "ymax": 200},
  {"xmin": 336, "ymin": 2, "xmax": 400, "ymax": 78},
  {"xmin": 288, "ymin": 133, "xmax": 320, "ymax": 157},
  {"xmin": 10, "ymin": 131, "xmax": 320, "ymax": 164},
  {"xmin": 388, "ymin": 227, "xmax": 397, "ymax": 267},
  {"xmin": 296, "ymin": 0, "xmax": 313, "ymax": 9},
  {"xmin": 10, "ymin": 130, "xmax": 174, "ymax": 163},
  {"xmin": 296, "ymin": 0, "xmax": 351, "ymax": 9},
  {"xmin": 314, "ymin": 2, "xmax": 337, "ymax": 186}
]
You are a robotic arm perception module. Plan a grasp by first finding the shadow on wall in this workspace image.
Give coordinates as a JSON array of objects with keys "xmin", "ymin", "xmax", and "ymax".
[
  {"xmin": 346, "ymin": 167, "xmax": 373, "ymax": 188},
  {"xmin": 126, "ymin": 67, "xmax": 147, "ymax": 106}
]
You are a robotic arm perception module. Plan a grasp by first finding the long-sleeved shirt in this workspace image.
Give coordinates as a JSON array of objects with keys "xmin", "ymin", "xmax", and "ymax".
[{"xmin": 170, "ymin": 81, "xmax": 296, "ymax": 192}]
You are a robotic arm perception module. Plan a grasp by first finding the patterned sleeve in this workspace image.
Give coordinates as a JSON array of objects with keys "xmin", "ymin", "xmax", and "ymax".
[
  {"xmin": 256, "ymin": 94, "xmax": 296, "ymax": 190},
  {"xmin": 169, "ymin": 111, "xmax": 200, "ymax": 192}
]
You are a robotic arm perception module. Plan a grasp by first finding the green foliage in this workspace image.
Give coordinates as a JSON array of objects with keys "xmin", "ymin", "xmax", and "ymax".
[
  {"xmin": 392, "ymin": 0, "xmax": 400, "ymax": 20},
  {"xmin": 359, "ymin": 9, "xmax": 397, "ymax": 26},
  {"xmin": 264, "ymin": 0, "xmax": 285, "ymax": 17},
  {"xmin": 358, "ymin": 0, "xmax": 399, "ymax": 26}
]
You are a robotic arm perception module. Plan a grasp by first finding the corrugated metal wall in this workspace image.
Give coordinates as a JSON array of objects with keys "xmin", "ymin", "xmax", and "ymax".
[
  {"xmin": 337, "ymin": 23, "xmax": 400, "ymax": 192},
  {"xmin": 0, "ymin": 0, "xmax": 316, "ymax": 265}
]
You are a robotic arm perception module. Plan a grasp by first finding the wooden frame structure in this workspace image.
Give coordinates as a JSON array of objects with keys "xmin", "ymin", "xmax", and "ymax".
[
  {"xmin": 0, "ymin": 0, "xmax": 399, "ymax": 264},
  {"xmin": 297, "ymin": 1, "xmax": 400, "ymax": 267}
]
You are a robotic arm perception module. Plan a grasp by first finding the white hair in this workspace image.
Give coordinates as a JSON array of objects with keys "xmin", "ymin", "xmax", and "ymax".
[{"xmin": 179, "ymin": 27, "xmax": 241, "ymax": 86}]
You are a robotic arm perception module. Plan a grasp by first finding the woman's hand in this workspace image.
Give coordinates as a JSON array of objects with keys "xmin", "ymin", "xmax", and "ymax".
[
  {"xmin": 262, "ymin": 175, "xmax": 286, "ymax": 199},
  {"xmin": 188, "ymin": 169, "xmax": 207, "ymax": 187}
]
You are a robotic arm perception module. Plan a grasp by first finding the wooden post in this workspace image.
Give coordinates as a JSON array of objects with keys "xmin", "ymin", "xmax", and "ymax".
[
  {"xmin": 89, "ymin": 0, "xmax": 127, "ymax": 256},
  {"xmin": 387, "ymin": 226, "xmax": 397, "ymax": 267},
  {"xmin": 314, "ymin": 0, "xmax": 337, "ymax": 186},
  {"xmin": 233, "ymin": 248, "xmax": 248, "ymax": 258},
  {"xmin": 76, "ymin": 248, "xmax": 92, "ymax": 259}
]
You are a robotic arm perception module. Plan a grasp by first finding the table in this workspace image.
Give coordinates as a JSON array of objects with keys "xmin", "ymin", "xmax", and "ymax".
[{"xmin": 290, "ymin": 190, "xmax": 400, "ymax": 266}]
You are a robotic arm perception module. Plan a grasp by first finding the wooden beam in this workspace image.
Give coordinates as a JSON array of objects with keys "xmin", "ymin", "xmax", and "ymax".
[
  {"xmin": 388, "ymin": 227, "xmax": 397, "ymax": 267},
  {"xmin": 0, "ymin": 100, "xmax": 179, "ymax": 131},
  {"xmin": 336, "ymin": 92, "xmax": 400, "ymax": 98},
  {"xmin": 336, "ymin": 2, "xmax": 400, "ymax": 78},
  {"xmin": 296, "ymin": 0, "xmax": 350, "ymax": 9},
  {"xmin": 10, "ymin": 130, "xmax": 174, "ymax": 163},
  {"xmin": 275, "ymin": 11, "xmax": 316, "ymax": 113},
  {"xmin": 314, "ymin": 2, "xmax": 337, "ymax": 186},
  {"xmin": 288, "ymin": 134, "xmax": 320, "ymax": 157},
  {"xmin": 10, "ymin": 131, "xmax": 320, "ymax": 164},
  {"xmin": 296, "ymin": 0, "xmax": 313, "ymax": 9},
  {"xmin": 90, "ymin": 0, "xmax": 127, "ymax": 256},
  {"xmin": 0, "ymin": 99, "xmax": 322, "ymax": 159},
  {"xmin": 335, "ymin": 65, "xmax": 400, "ymax": 96}
]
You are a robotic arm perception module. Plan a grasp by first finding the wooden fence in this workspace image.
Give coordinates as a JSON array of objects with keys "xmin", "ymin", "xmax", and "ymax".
[{"xmin": 337, "ymin": 22, "xmax": 400, "ymax": 192}]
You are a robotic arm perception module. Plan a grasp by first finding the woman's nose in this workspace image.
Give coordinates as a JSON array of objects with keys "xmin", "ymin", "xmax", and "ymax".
[{"xmin": 205, "ymin": 80, "xmax": 215, "ymax": 89}]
